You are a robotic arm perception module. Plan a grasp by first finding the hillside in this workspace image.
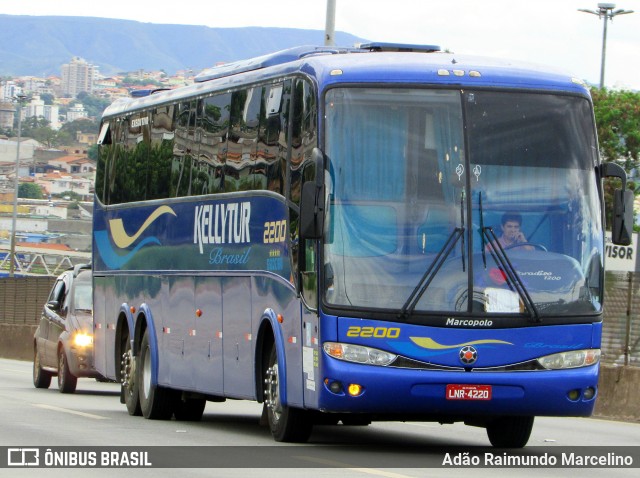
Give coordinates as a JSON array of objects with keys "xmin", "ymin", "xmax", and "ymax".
[{"xmin": 0, "ymin": 15, "xmax": 366, "ymax": 76}]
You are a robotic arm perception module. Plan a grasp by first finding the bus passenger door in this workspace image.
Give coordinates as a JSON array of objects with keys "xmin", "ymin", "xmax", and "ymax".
[
  {"xmin": 222, "ymin": 276, "xmax": 253, "ymax": 398},
  {"xmin": 193, "ymin": 276, "xmax": 223, "ymax": 395}
]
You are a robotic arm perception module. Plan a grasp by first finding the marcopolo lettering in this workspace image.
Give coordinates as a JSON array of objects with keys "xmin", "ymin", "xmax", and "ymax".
[
  {"xmin": 194, "ymin": 202, "xmax": 251, "ymax": 254},
  {"xmin": 446, "ymin": 318, "xmax": 493, "ymax": 327}
]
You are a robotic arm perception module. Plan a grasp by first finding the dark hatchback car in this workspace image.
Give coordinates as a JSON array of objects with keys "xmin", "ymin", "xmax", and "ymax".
[{"xmin": 33, "ymin": 264, "xmax": 103, "ymax": 393}]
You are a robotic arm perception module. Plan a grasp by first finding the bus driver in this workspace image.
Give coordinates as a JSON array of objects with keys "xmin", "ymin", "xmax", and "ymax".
[{"xmin": 486, "ymin": 212, "xmax": 534, "ymax": 252}]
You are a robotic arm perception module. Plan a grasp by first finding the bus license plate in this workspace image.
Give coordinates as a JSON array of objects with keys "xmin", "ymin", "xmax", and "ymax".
[{"xmin": 446, "ymin": 384, "xmax": 492, "ymax": 400}]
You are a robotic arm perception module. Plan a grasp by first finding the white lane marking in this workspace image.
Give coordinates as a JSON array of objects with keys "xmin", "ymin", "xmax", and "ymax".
[
  {"xmin": 293, "ymin": 456, "xmax": 417, "ymax": 478},
  {"xmin": 33, "ymin": 403, "xmax": 109, "ymax": 420}
]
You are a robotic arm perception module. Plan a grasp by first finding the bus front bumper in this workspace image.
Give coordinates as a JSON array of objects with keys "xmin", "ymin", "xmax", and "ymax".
[{"xmin": 316, "ymin": 357, "xmax": 599, "ymax": 418}]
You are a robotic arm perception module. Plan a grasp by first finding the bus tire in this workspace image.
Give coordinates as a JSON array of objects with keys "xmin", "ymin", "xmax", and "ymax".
[
  {"xmin": 138, "ymin": 329, "xmax": 174, "ymax": 420},
  {"xmin": 264, "ymin": 344, "xmax": 312, "ymax": 442},
  {"xmin": 174, "ymin": 398, "xmax": 206, "ymax": 421},
  {"xmin": 121, "ymin": 337, "xmax": 141, "ymax": 416},
  {"xmin": 486, "ymin": 416, "xmax": 534, "ymax": 448},
  {"xmin": 33, "ymin": 344, "xmax": 52, "ymax": 389},
  {"xmin": 57, "ymin": 347, "xmax": 78, "ymax": 394}
]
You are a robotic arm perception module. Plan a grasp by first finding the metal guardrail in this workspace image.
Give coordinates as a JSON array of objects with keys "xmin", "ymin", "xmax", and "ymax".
[{"xmin": 0, "ymin": 244, "xmax": 90, "ymax": 277}]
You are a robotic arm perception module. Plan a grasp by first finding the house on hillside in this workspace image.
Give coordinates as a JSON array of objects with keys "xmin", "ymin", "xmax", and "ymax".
[
  {"xmin": 47, "ymin": 155, "xmax": 95, "ymax": 174},
  {"xmin": 36, "ymin": 171, "xmax": 93, "ymax": 201}
]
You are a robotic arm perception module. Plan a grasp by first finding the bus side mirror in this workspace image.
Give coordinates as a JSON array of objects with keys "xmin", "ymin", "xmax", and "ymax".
[
  {"xmin": 602, "ymin": 162, "xmax": 633, "ymax": 246},
  {"xmin": 300, "ymin": 182, "xmax": 325, "ymax": 240},
  {"xmin": 612, "ymin": 188, "xmax": 633, "ymax": 246},
  {"xmin": 299, "ymin": 148, "xmax": 325, "ymax": 240}
]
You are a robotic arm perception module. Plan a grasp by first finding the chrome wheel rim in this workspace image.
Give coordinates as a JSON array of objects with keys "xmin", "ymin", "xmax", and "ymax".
[
  {"xmin": 121, "ymin": 347, "xmax": 135, "ymax": 396},
  {"xmin": 264, "ymin": 363, "xmax": 282, "ymax": 424}
]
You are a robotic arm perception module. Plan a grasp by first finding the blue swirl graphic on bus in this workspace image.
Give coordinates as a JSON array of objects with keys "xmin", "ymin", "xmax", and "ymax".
[
  {"xmin": 94, "ymin": 206, "xmax": 176, "ymax": 269},
  {"xmin": 94, "ymin": 232, "xmax": 161, "ymax": 269}
]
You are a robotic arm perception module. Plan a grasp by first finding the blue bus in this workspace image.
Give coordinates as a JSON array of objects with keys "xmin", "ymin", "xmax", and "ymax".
[{"xmin": 92, "ymin": 43, "xmax": 633, "ymax": 447}]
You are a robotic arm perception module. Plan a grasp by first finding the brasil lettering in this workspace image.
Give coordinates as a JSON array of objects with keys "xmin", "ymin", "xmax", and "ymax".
[
  {"xmin": 194, "ymin": 202, "xmax": 251, "ymax": 254},
  {"xmin": 209, "ymin": 247, "xmax": 251, "ymax": 265}
]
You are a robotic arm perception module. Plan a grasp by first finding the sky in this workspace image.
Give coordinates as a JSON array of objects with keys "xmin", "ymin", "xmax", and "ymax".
[{"xmin": 2, "ymin": 0, "xmax": 639, "ymax": 90}]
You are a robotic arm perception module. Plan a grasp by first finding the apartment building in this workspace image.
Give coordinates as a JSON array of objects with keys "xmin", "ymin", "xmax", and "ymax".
[{"xmin": 61, "ymin": 57, "xmax": 99, "ymax": 97}]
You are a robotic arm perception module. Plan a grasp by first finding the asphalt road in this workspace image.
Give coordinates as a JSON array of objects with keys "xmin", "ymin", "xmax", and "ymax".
[{"xmin": 0, "ymin": 358, "xmax": 638, "ymax": 478}]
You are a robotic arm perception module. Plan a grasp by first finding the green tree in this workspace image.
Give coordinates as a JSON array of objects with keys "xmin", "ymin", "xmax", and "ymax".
[
  {"xmin": 75, "ymin": 92, "xmax": 111, "ymax": 119},
  {"xmin": 60, "ymin": 118, "xmax": 101, "ymax": 136},
  {"xmin": 87, "ymin": 144, "xmax": 99, "ymax": 161},
  {"xmin": 18, "ymin": 182, "xmax": 44, "ymax": 199},
  {"xmin": 591, "ymin": 88, "xmax": 640, "ymax": 172},
  {"xmin": 40, "ymin": 93, "xmax": 55, "ymax": 105},
  {"xmin": 592, "ymin": 88, "xmax": 640, "ymax": 230}
]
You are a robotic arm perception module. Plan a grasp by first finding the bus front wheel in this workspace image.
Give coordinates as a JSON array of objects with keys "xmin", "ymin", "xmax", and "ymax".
[
  {"xmin": 263, "ymin": 344, "xmax": 312, "ymax": 442},
  {"xmin": 486, "ymin": 416, "xmax": 534, "ymax": 448}
]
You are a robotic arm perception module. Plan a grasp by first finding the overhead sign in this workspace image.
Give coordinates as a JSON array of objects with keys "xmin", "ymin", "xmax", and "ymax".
[{"xmin": 604, "ymin": 232, "xmax": 639, "ymax": 272}]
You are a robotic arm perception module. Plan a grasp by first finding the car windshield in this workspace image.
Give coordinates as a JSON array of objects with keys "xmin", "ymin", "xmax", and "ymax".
[
  {"xmin": 73, "ymin": 274, "xmax": 93, "ymax": 312},
  {"xmin": 323, "ymin": 87, "xmax": 602, "ymax": 320}
]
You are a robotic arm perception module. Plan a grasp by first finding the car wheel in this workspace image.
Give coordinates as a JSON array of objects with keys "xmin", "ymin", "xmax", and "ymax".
[
  {"xmin": 58, "ymin": 348, "xmax": 78, "ymax": 394},
  {"xmin": 33, "ymin": 344, "xmax": 52, "ymax": 389}
]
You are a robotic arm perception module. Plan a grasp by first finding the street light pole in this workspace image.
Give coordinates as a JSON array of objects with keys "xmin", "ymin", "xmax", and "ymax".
[
  {"xmin": 578, "ymin": 3, "xmax": 634, "ymax": 89},
  {"xmin": 325, "ymin": 0, "xmax": 336, "ymax": 46},
  {"xmin": 8, "ymin": 94, "xmax": 27, "ymax": 277}
]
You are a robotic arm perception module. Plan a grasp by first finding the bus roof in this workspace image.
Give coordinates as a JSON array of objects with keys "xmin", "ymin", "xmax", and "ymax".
[{"xmin": 102, "ymin": 44, "xmax": 590, "ymax": 119}]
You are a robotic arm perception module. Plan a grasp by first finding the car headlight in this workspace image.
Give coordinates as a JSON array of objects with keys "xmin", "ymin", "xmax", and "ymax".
[
  {"xmin": 73, "ymin": 333, "xmax": 93, "ymax": 347},
  {"xmin": 536, "ymin": 349, "xmax": 600, "ymax": 370},
  {"xmin": 323, "ymin": 342, "xmax": 397, "ymax": 366}
]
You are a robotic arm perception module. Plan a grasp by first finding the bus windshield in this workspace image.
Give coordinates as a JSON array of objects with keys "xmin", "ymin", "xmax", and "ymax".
[{"xmin": 323, "ymin": 88, "xmax": 603, "ymax": 319}]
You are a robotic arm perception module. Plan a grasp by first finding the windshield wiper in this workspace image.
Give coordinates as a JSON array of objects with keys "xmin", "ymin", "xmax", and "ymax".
[
  {"xmin": 483, "ymin": 227, "xmax": 541, "ymax": 322},
  {"xmin": 398, "ymin": 227, "xmax": 464, "ymax": 321},
  {"xmin": 479, "ymin": 192, "xmax": 487, "ymax": 268}
]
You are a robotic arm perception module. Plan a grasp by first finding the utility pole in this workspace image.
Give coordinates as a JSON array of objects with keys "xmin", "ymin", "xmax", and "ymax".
[
  {"xmin": 8, "ymin": 94, "xmax": 27, "ymax": 277},
  {"xmin": 325, "ymin": 0, "xmax": 336, "ymax": 46},
  {"xmin": 578, "ymin": 3, "xmax": 634, "ymax": 89}
]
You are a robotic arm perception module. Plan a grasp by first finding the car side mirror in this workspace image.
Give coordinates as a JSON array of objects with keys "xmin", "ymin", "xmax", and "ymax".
[{"xmin": 46, "ymin": 300, "xmax": 60, "ymax": 311}]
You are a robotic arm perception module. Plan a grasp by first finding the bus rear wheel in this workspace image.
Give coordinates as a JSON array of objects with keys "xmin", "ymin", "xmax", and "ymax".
[
  {"xmin": 486, "ymin": 416, "xmax": 534, "ymax": 448},
  {"xmin": 138, "ymin": 329, "xmax": 174, "ymax": 420},
  {"xmin": 121, "ymin": 337, "xmax": 141, "ymax": 416},
  {"xmin": 263, "ymin": 344, "xmax": 312, "ymax": 442}
]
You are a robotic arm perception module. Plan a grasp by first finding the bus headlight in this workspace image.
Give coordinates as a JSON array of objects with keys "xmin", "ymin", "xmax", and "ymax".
[
  {"xmin": 536, "ymin": 349, "xmax": 600, "ymax": 370},
  {"xmin": 73, "ymin": 333, "xmax": 93, "ymax": 347},
  {"xmin": 323, "ymin": 342, "xmax": 397, "ymax": 366}
]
